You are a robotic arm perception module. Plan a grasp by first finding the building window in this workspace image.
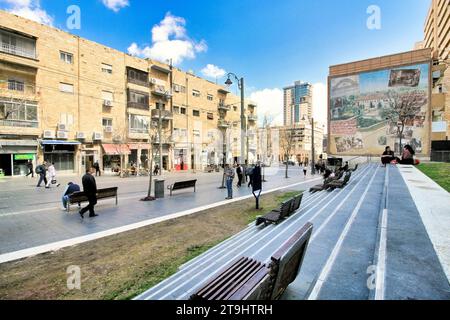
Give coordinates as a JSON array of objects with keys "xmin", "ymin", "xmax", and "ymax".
[
  {"xmin": 59, "ymin": 113, "xmax": 74, "ymax": 126},
  {"xmin": 8, "ymin": 79, "xmax": 24, "ymax": 91},
  {"xmin": 0, "ymin": 29, "xmax": 36, "ymax": 59},
  {"xmin": 233, "ymin": 106, "xmax": 237, "ymax": 112},
  {"xmin": 102, "ymin": 91, "xmax": 114, "ymax": 105},
  {"xmin": 192, "ymin": 90, "xmax": 201, "ymax": 97},
  {"xmin": 102, "ymin": 118, "xmax": 113, "ymax": 128},
  {"xmin": 0, "ymin": 98, "xmax": 38, "ymax": 127},
  {"xmin": 207, "ymin": 94, "xmax": 213, "ymax": 101},
  {"xmin": 129, "ymin": 114, "xmax": 150, "ymax": 133},
  {"xmin": 207, "ymin": 112, "xmax": 214, "ymax": 120},
  {"xmin": 193, "ymin": 110, "xmax": 200, "ymax": 117},
  {"xmin": 193, "ymin": 129, "xmax": 200, "ymax": 137},
  {"xmin": 60, "ymin": 51, "xmax": 73, "ymax": 64},
  {"xmin": 127, "ymin": 89, "xmax": 149, "ymax": 109},
  {"xmin": 127, "ymin": 67, "xmax": 148, "ymax": 86},
  {"xmin": 101, "ymin": 63, "xmax": 113, "ymax": 74},
  {"xmin": 173, "ymin": 106, "xmax": 180, "ymax": 114},
  {"xmin": 180, "ymin": 107, "xmax": 187, "ymax": 115},
  {"xmin": 59, "ymin": 82, "xmax": 74, "ymax": 93},
  {"xmin": 156, "ymin": 102, "xmax": 165, "ymax": 110}
]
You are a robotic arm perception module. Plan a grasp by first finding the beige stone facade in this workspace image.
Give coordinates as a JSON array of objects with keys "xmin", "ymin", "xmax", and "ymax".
[
  {"xmin": 424, "ymin": 0, "xmax": 450, "ymax": 140},
  {"xmin": 0, "ymin": 10, "xmax": 257, "ymax": 176}
]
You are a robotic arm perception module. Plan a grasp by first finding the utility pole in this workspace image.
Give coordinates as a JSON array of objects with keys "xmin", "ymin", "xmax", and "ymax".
[
  {"xmin": 311, "ymin": 117, "xmax": 316, "ymax": 175},
  {"xmin": 158, "ymin": 101, "xmax": 163, "ymax": 176},
  {"xmin": 240, "ymin": 77, "xmax": 246, "ymax": 165}
]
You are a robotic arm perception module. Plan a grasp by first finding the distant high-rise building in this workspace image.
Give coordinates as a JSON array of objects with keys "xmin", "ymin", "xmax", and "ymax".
[{"xmin": 283, "ymin": 81, "xmax": 312, "ymax": 126}]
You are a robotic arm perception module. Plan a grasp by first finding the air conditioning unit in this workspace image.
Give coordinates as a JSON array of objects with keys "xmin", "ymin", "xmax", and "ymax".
[
  {"xmin": 58, "ymin": 124, "xmax": 67, "ymax": 131},
  {"xmin": 93, "ymin": 132, "xmax": 103, "ymax": 141},
  {"xmin": 149, "ymin": 78, "xmax": 157, "ymax": 85},
  {"xmin": 174, "ymin": 84, "xmax": 180, "ymax": 92},
  {"xmin": 104, "ymin": 126, "xmax": 113, "ymax": 133},
  {"xmin": 103, "ymin": 100, "xmax": 113, "ymax": 107},
  {"xmin": 57, "ymin": 131, "xmax": 69, "ymax": 139},
  {"xmin": 77, "ymin": 132, "xmax": 86, "ymax": 139},
  {"xmin": 43, "ymin": 130, "xmax": 55, "ymax": 139}
]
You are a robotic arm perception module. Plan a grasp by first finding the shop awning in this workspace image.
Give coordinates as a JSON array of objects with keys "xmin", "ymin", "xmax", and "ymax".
[
  {"xmin": 102, "ymin": 144, "xmax": 131, "ymax": 155},
  {"xmin": 128, "ymin": 143, "xmax": 152, "ymax": 150},
  {"xmin": 40, "ymin": 140, "xmax": 81, "ymax": 145}
]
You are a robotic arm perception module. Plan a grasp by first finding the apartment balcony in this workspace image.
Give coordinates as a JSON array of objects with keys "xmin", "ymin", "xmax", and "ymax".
[
  {"xmin": 151, "ymin": 109, "xmax": 173, "ymax": 120},
  {"xmin": 127, "ymin": 101, "xmax": 149, "ymax": 110},
  {"xmin": 127, "ymin": 77, "xmax": 150, "ymax": 88},
  {"xmin": 0, "ymin": 42, "xmax": 37, "ymax": 60},
  {"xmin": 0, "ymin": 82, "xmax": 38, "ymax": 100},
  {"xmin": 153, "ymin": 136, "xmax": 175, "ymax": 145},
  {"xmin": 0, "ymin": 119, "xmax": 39, "ymax": 128},
  {"xmin": 218, "ymin": 103, "xmax": 230, "ymax": 111},
  {"xmin": 248, "ymin": 114, "xmax": 258, "ymax": 122},
  {"xmin": 218, "ymin": 120, "xmax": 230, "ymax": 129},
  {"xmin": 151, "ymin": 85, "xmax": 171, "ymax": 98}
]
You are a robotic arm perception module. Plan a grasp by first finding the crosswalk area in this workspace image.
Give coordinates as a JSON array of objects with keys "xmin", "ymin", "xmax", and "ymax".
[{"xmin": 135, "ymin": 163, "xmax": 450, "ymax": 300}]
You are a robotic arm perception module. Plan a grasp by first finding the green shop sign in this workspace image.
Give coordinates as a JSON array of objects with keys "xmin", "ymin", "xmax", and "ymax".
[{"xmin": 14, "ymin": 154, "xmax": 35, "ymax": 160}]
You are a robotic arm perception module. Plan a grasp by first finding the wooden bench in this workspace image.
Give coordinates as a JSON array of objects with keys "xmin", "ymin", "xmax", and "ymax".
[
  {"xmin": 327, "ymin": 171, "xmax": 352, "ymax": 190},
  {"xmin": 190, "ymin": 222, "xmax": 313, "ymax": 300},
  {"xmin": 309, "ymin": 171, "xmax": 344, "ymax": 193},
  {"xmin": 67, "ymin": 187, "xmax": 118, "ymax": 212},
  {"xmin": 255, "ymin": 194, "xmax": 303, "ymax": 226},
  {"xmin": 167, "ymin": 180, "xmax": 197, "ymax": 196}
]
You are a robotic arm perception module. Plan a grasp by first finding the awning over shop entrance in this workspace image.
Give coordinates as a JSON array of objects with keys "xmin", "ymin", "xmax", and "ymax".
[
  {"xmin": 102, "ymin": 144, "xmax": 131, "ymax": 155},
  {"xmin": 128, "ymin": 143, "xmax": 151, "ymax": 150},
  {"xmin": 40, "ymin": 140, "xmax": 81, "ymax": 145}
]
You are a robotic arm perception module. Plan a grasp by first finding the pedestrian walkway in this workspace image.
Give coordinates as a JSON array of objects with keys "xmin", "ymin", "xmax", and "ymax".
[
  {"xmin": 135, "ymin": 163, "xmax": 450, "ymax": 300},
  {"xmin": 0, "ymin": 167, "xmax": 321, "ymax": 261}
]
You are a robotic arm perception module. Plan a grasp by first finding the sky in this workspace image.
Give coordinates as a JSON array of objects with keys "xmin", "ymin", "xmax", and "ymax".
[{"xmin": 0, "ymin": 0, "xmax": 432, "ymax": 127}]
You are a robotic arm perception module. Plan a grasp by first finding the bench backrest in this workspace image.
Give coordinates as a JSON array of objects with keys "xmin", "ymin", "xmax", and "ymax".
[
  {"xmin": 291, "ymin": 194, "xmax": 303, "ymax": 212},
  {"xmin": 173, "ymin": 180, "xmax": 197, "ymax": 189},
  {"xmin": 97, "ymin": 187, "xmax": 118, "ymax": 199},
  {"xmin": 279, "ymin": 199, "xmax": 294, "ymax": 219},
  {"xmin": 69, "ymin": 191, "xmax": 88, "ymax": 203},
  {"xmin": 269, "ymin": 222, "xmax": 314, "ymax": 300}
]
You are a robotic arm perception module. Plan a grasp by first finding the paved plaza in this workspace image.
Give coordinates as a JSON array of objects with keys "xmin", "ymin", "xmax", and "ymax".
[{"xmin": 0, "ymin": 166, "xmax": 321, "ymax": 258}]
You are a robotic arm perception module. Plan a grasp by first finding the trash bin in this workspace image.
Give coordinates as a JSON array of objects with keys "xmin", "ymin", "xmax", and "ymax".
[{"xmin": 154, "ymin": 179, "xmax": 165, "ymax": 199}]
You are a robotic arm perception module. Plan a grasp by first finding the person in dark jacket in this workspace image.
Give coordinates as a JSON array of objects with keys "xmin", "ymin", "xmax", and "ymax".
[
  {"xmin": 236, "ymin": 163, "xmax": 243, "ymax": 188},
  {"xmin": 36, "ymin": 161, "xmax": 48, "ymax": 187},
  {"xmin": 79, "ymin": 167, "xmax": 98, "ymax": 219},
  {"xmin": 93, "ymin": 161, "xmax": 101, "ymax": 177},
  {"xmin": 61, "ymin": 182, "xmax": 81, "ymax": 210},
  {"xmin": 26, "ymin": 160, "xmax": 34, "ymax": 178},
  {"xmin": 251, "ymin": 163, "xmax": 262, "ymax": 193}
]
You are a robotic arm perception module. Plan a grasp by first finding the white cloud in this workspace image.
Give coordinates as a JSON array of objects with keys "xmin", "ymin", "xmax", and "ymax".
[
  {"xmin": 127, "ymin": 12, "xmax": 207, "ymax": 65},
  {"xmin": 249, "ymin": 88, "xmax": 284, "ymax": 127},
  {"xmin": 312, "ymin": 82, "xmax": 328, "ymax": 133},
  {"xmin": 201, "ymin": 64, "xmax": 226, "ymax": 79},
  {"xmin": 102, "ymin": 0, "xmax": 129, "ymax": 12},
  {"xmin": 1, "ymin": 0, "xmax": 53, "ymax": 25}
]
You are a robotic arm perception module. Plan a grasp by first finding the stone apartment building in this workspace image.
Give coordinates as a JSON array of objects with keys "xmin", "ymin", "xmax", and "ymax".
[{"xmin": 0, "ymin": 10, "xmax": 257, "ymax": 176}]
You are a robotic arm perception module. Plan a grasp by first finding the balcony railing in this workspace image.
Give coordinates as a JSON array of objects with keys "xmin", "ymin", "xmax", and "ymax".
[
  {"xmin": 0, "ymin": 119, "xmax": 38, "ymax": 128},
  {"xmin": 151, "ymin": 109, "xmax": 173, "ymax": 120},
  {"xmin": 218, "ymin": 120, "xmax": 230, "ymax": 128},
  {"xmin": 128, "ymin": 77, "xmax": 150, "ymax": 87},
  {"xmin": 127, "ymin": 101, "xmax": 149, "ymax": 110},
  {"xmin": 218, "ymin": 103, "xmax": 230, "ymax": 111},
  {"xmin": 0, "ymin": 42, "xmax": 36, "ymax": 59},
  {"xmin": 248, "ymin": 114, "xmax": 258, "ymax": 122},
  {"xmin": 0, "ymin": 82, "xmax": 37, "ymax": 96}
]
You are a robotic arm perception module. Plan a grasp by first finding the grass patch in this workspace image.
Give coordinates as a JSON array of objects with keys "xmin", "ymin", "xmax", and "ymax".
[
  {"xmin": 417, "ymin": 163, "xmax": 450, "ymax": 192},
  {"xmin": 0, "ymin": 189, "xmax": 302, "ymax": 300}
]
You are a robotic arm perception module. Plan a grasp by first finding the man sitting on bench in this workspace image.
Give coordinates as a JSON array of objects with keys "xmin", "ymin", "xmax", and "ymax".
[{"xmin": 61, "ymin": 182, "xmax": 80, "ymax": 211}]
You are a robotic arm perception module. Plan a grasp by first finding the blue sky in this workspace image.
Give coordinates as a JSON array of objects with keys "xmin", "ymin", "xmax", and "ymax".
[{"xmin": 0, "ymin": 0, "xmax": 432, "ymax": 125}]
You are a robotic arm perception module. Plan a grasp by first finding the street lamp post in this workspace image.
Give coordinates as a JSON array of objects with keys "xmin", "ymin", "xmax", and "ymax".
[
  {"xmin": 303, "ymin": 116, "xmax": 315, "ymax": 175},
  {"xmin": 225, "ymin": 73, "xmax": 246, "ymax": 165}
]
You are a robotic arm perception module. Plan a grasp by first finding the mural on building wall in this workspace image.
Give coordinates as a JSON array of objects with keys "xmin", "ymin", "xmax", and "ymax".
[{"xmin": 329, "ymin": 63, "xmax": 430, "ymax": 156}]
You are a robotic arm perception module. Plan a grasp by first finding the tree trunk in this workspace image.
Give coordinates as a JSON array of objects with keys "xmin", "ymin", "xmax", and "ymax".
[{"xmin": 285, "ymin": 155, "xmax": 289, "ymax": 179}]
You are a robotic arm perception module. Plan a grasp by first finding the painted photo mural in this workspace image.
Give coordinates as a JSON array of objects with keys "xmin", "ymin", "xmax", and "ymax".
[{"xmin": 329, "ymin": 63, "xmax": 430, "ymax": 156}]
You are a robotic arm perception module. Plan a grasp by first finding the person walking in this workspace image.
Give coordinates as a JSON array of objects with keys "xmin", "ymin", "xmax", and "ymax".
[
  {"xmin": 36, "ymin": 161, "xmax": 48, "ymax": 187},
  {"xmin": 79, "ymin": 167, "xmax": 98, "ymax": 219},
  {"xmin": 45, "ymin": 162, "xmax": 60, "ymax": 188},
  {"xmin": 25, "ymin": 160, "xmax": 34, "ymax": 178},
  {"xmin": 246, "ymin": 165, "xmax": 254, "ymax": 188},
  {"xmin": 236, "ymin": 163, "xmax": 243, "ymax": 188},
  {"xmin": 301, "ymin": 163, "xmax": 307, "ymax": 177},
  {"xmin": 61, "ymin": 182, "xmax": 81, "ymax": 211},
  {"xmin": 225, "ymin": 164, "xmax": 235, "ymax": 200},
  {"xmin": 93, "ymin": 161, "xmax": 101, "ymax": 177}
]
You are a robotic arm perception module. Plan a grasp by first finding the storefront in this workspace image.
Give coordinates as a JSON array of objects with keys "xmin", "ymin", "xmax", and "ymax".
[
  {"xmin": 41, "ymin": 140, "xmax": 80, "ymax": 174},
  {"xmin": 102, "ymin": 144, "xmax": 131, "ymax": 174},
  {"xmin": 174, "ymin": 148, "xmax": 188, "ymax": 171},
  {"xmin": 128, "ymin": 143, "xmax": 151, "ymax": 169},
  {"xmin": 0, "ymin": 140, "xmax": 38, "ymax": 177}
]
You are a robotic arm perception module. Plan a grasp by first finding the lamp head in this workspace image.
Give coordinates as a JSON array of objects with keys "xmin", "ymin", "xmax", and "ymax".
[{"xmin": 225, "ymin": 78, "xmax": 233, "ymax": 87}]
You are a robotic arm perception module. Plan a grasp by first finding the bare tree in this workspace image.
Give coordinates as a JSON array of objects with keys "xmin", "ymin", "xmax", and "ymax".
[
  {"xmin": 279, "ymin": 125, "xmax": 298, "ymax": 179},
  {"xmin": 383, "ymin": 90, "xmax": 425, "ymax": 152}
]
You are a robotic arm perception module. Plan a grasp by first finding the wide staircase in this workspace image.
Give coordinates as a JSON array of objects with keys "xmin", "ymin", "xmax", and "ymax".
[{"xmin": 135, "ymin": 163, "xmax": 450, "ymax": 300}]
